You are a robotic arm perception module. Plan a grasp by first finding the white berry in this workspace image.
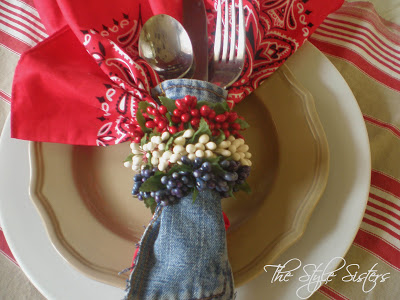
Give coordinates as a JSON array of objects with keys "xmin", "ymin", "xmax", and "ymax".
[
  {"xmin": 205, "ymin": 142, "xmax": 217, "ymax": 150},
  {"xmin": 183, "ymin": 129, "xmax": 194, "ymax": 138},
  {"xmin": 237, "ymin": 144, "xmax": 249, "ymax": 153},
  {"xmin": 228, "ymin": 145, "xmax": 237, "ymax": 153},
  {"xmin": 219, "ymin": 141, "xmax": 230, "ymax": 149},
  {"xmin": 161, "ymin": 132, "xmax": 170, "ymax": 141},
  {"xmin": 158, "ymin": 160, "xmax": 168, "ymax": 171},
  {"xmin": 124, "ymin": 161, "xmax": 132, "ymax": 168},
  {"xmin": 186, "ymin": 144, "xmax": 196, "ymax": 153},
  {"xmin": 198, "ymin": 134, "xmax": 210, "ymax": 144},
  {"xmin": 245, "ymin": 152, "xmax": 252, "ymax": 159},
  {"xmin": 152, "ymin": 151, "xmax": 160, "ymax": 158},
  {"xmin": 151, "ymin": 156, "xmax": 159, "ymax": 165},
  {"xmin": 188, "ymin": 153, "xmax": 196, "ymax": 160},
  {"xmin": 158, "ymin": 143, "xmax": 166, "ymax": 151},
  {"xmin": 162, "ymin": 150, "xmax": 172, "ymax": 160},
  {"xmin": 232, "ymin": 153, "xmax": 241, "ymax": 161},
  {"xmin": 221, "ymin": 150, "xmax": 231, "ymax": 157},
  {"xmin": 195, "ymin": 150, "xmax": 205, "ymax": 157},
  {"xmin": 147, "ymin": 142, "xmax": 156, "ymax": 151},
  {"xmin": 170, "ymin": 153, "xmax": 181, "ymax": 163},
  {"xmin": 205, "ymin": 150, "xmax": 214, "ymax": 158},
  {"xmin": 227, "ymin": 135, "xmax": 235, "ymax": 142},
  {"xmin": 195, "ymin": 143, "xmax": 205, "ymax": 151},
  {"xmin": 174, "ymin": 136, "xmax": 186, "ymax": 146},
  {"xmin": 130, "ymin": 143, "xmax": 140, "ymax": 151},
  {"xmin": 173, "ymin": 145, "xmax": 184, "ymax": 154}
]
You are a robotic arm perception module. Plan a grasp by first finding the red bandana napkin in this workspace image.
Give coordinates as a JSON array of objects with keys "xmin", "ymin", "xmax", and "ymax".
[{"xmin": 11, "ymin": 0, "xmax": 343, "ymax": 146}]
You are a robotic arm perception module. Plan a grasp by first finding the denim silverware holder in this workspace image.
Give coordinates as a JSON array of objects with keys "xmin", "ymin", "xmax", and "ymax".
[{"xmin": 126, "ymin": 79, "xmax": 235, "ymax": 300}]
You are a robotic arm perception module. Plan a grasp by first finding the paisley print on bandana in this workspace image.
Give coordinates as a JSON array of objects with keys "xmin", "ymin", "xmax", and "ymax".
[{"xmin": 81, "ymin": 0, "xmax": 314, "ymax": 145}]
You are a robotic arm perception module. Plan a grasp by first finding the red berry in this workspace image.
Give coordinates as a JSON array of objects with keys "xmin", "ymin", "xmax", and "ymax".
[
  {"xmin": 200, "ymin": 105, "xmax": 210, "ymax": 117},
  {"xmin": 236, "ymin": 133, "xmax": 244, "ymax": 139},
  {"xmin": 215, "ymin": 114, "xmax": 226, "ymax": 123},
  {"xmin": 222, "ymin": 122, "xmax": 229, "ymax": 130},
  {"xmin": 173, "ymin": 109, "xmax": 182, "ymax": 117},
  {"xmin": 223, "ymin": 111, "xmax": 229, "ymax": 116},
  {"xmin": 223, "ymin": 130, "xmax": 230, "ymax": 138},
  {"xmin": 227, "ymin": 112, "xmax": 238, "ymax": 122},
  {"xmin": 146, "ymin": 107, "xmax": 153, "ymax": 115},
  {"xmin": 212, "ymin": 129, "xmax": 218, "ymax": 136},
  {"xmin": 208, "ymin": 110, "xmax": 216, "ymax": 119},
  {"xmin": 208, "ymin": 122, "xmax": 215, "ymax": 130},
  {"xmin": 231, "ymin": 130, "xmax": 238, "ymax": 136},
  {"xmin": 215, "ymin": 123, "xmax": 221, "ymax": 130},
  {"xmin": 133, "ymin": 136, "xmax": 141, "ymax": 143},
  {"xmin": 183, "ymin": 95, "xmax": 192, "ymax": 107},
  {"xmin": 153, "ymin": 117, "xmax": 161, "ymax": 124},
  {"xmin": 190, "ymin": 109, "xmax": 200, "ymax": 117},
  {"xmin": 158, "ymin": 105, "xmax": 167, "ymax": 115},
  {"xmin": 145, "ymin": 121, "xmax": 156, "ymax": 128},
  {"xmin": 168, "ymin": 126, "xmax": 178, "ymax": 134},
  {"xmin": 142, "ymin": 113, "xmax": 149, "ymax": 119},
  {"xmin": 190, "ymin": 118, "xmax": 200, "ymax": 127},
  {"xmin": 172, "ymin": 116, "xmax": 181, "ymax": 123},
  {"xmin": 191, "ymin": 96, "xmax": 197, "ymax": 108},
  {"xmin": 178, "ymin": 123, "xmax": 185, "ymax": 131},
  {"xmin": 181, "ymin": 113, "xmax": 190, "ymax": 123},
  {"xmin": 231, "ymin": 123, "xmax": 241, "ymax": 130},
  {"xmin": 158, "ymin": 120, "xmax": 168, "ymax": 129},
  {"xmin": 176, "ymin": 100, "xmax": 186, "ymax": 111}
]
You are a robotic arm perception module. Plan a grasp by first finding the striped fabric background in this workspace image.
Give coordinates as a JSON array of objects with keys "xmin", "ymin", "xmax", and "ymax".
[{"xmin": 0, "ymin": 0, "xmax": 399, "ymax": 299}]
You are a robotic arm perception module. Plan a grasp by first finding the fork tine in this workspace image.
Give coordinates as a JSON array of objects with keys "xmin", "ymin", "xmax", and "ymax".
[
  {"xmin": 229, "ymin": 0, "xmax": 236, "ymax": 61},
  {"xmin": 214, "ymin": 0, "xmax": 222, "ymax": 62},
  {"xmin": 221, "ymin": 0, "xmax": 229, "ymax": 61},
  {"xmin": 237, "ymin": 0, "xmax": 245, "ymax": 60}
]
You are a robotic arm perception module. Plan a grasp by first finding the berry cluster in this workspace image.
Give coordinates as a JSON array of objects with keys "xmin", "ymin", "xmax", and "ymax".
[
  {"xmin": 199, "ymin": 107, "xmax": 243, "ymax": 139},
  {"xmin": 132, "ymin": 156, "xmax": 251, "ymax": 209},
  {"xmin": 131, "ymin": 167, "xmax": 158, "ymax": 200},
  {"xmin": 190, "ymin": 157, "xmax": 251, "ymax": 198}
]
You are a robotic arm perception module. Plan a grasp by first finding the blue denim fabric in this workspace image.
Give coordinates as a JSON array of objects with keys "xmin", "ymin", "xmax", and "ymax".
[{"xmin": 125, "ymin": 79, "xmax": 234, "ymax": 300}]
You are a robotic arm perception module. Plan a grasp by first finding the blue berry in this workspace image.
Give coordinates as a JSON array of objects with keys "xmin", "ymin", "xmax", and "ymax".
[
  {"xmin": 193, "ymin": 170, "xmax": 202, "ymax": 178},
  {"xmin": 138, "ymin": 195, "xmax": 143, "ymax": 201},
  {"xmin": 220, "ymin": 160, "xmax": 230, "ymax": 169},
  {"xmin": 224, "ymin": 172, "xmax": 238, "ymax": 182},
  {"xmin": 172, "ymin": 172, "xmax": 179, "ymax": 179},
  {"xmin": 143, "ymin": 169, "xmax": 151, "ymax": 178},
  {"xmin": 220, "ymin": 185, "xmax": 229, "ymax": 192},
  {"xmin": 182, "ymin": 176, "xmax": 189, "ymax": 184},
  {"xmin": 161, "ymin": 201, "xmax": 168, "ymax": 206},
  {"xmin": 155, "ymin": 195, "xmax": 162, "ymax": 203},
  {"xmin": 176, "ymin": 181, "xmax": 183, "ymax": 188},
  {"xmin": 196, "ymin": 179, "xmax": 206, "ymax": 190},
  {"xmin": 161, "ymin": 176, "xmax": 168, "ymax": 185},
  {"xmin": 134, "ymin": 174, "xmax": 142, "ymax": 182},
  {"xmin": 201, "ymin": 162, "xmax": 212, "ymax": 172},
  {"xmin": 202, "ymin": 173, "xmax": 211, "ymax": 181},
  {"xmin": 194, "ymin": 157, "xmax": 203, "ymax": 168},
  {"xmin": 167, "ymin": 180, "xmax": 176, "ymax": 188},
  {"xmin": 181, "ymin": 156, "xmax": 191, "ymax": 165}
]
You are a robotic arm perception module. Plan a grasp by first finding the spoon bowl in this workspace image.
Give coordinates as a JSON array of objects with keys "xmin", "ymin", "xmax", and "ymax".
[{"xmin": 139, "ymin": 14, "xmax": 193, "ymax": 80}]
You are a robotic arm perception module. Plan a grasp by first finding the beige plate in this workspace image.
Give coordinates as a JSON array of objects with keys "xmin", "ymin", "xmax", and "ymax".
[{"xmin": 29, "ymin": 64, "xmax": 329, "ymax": 289}]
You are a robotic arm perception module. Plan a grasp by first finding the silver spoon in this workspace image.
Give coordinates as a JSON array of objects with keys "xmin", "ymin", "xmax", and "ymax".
[{"xmin": 139, "ymin": 14, "xmax": 194, "ymax": 80}]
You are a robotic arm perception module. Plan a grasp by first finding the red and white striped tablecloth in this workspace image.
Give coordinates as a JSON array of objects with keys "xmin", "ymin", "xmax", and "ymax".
[{"xmin": 1, "ymin": 0, "xmax": 400, "ymax": 299}]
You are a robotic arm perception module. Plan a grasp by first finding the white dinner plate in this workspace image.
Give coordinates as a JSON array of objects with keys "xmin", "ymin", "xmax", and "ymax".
[{"xmin": 0, "ymin": 42, "xmax": 370, "ymax": 300}]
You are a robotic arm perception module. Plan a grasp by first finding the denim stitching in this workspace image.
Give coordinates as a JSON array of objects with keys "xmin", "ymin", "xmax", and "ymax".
[{"xmin": 134, "ymin": 206, "xmax": 164, "ymax": 298}]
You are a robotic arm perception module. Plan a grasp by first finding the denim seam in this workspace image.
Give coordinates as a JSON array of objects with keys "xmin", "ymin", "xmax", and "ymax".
[
  {"xmin": 157, "ymin": 83, "xmax": 225, "ymax": 99},
  {"xmin": 135, "ymin": 206, "xmax": 164, "ymax": 298}
]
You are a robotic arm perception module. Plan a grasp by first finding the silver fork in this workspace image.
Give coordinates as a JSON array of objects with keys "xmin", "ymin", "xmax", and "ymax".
[{"xmin": 210, "ymin": 0, "xmax": 245, "ymax": 89}]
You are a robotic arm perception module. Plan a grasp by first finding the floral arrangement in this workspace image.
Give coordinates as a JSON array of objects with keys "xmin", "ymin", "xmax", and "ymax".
[{"xmin": 124, "ymin": 95, "xmax": 252, "ymax": 213}]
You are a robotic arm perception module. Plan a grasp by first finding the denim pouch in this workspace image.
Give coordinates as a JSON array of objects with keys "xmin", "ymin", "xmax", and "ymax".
[{"xmin": 125, "ymin": 79, "xmax": 235, "ymax": 300}]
